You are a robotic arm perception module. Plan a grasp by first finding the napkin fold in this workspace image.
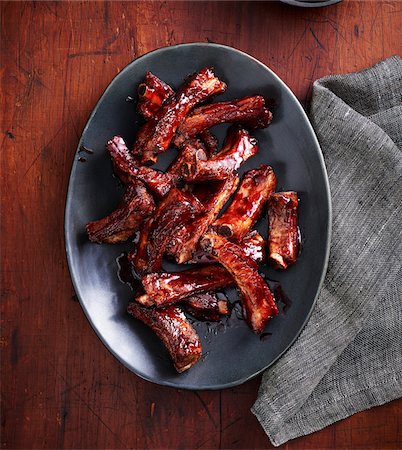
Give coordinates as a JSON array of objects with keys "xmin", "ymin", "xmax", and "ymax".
[{"xmin": 252, "ymin": 56, "xmax": 402, "ymax": 446}]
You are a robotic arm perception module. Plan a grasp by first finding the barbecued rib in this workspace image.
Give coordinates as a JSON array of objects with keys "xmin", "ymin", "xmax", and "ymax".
[
  {"xmin": 174, "ymin": 96, "xmax": 272, "ymax": 147},
  {"xmin": 214, "ymin": 165, "xmax": 277, "ymax": 241},
  {"xmin": 184, "ymin": 292, "xmax": 230, "ymax": 322},
  {"xmin": 129, "ymin": 188, "xmax": 203, "ymax": 276},
  {"xmin": 187, "ymin": 230, "xmax": 266, "ymax": 265},
  {"xmin": 107, "ymin": 136, "xmax": 174, "ymax": 198},
  {"xmin": 135, "ymin": 68, "xmax": 227, "ymax": 165},
  {"xmin": 127, "ymin": 302, "xmax": 202, "ymax": 373},
  {"xmin": 135, "ymin": 265, "xmax": 234, "ymax": 307},
  {"xmin": 137, "ymin": 72, "xmax": 174, "ymax": 120},
  {"xmin": 200, "ymin": 232, "xmax": 278, "ymax": 334},
  {"xmin": 268, "ymin": 191, "xmax": 299, "ymax": 269},
  {"xmin": 166, "ymin": 140, "xmax": 208, "ymax": 186},
  {"xmin": 182, "ymin": 127, "xmax": 258, "ymax": 182},
  {"xmin": 169, "ymin": 175, "xmax": 239, "ymax": 264},
  {"xmin": 86, "ymin": 182, "xmax": 155, "ymax": 244},
  {"xmin": 135, "ymin": 74, "xmax": 219, "ymax": 157}
]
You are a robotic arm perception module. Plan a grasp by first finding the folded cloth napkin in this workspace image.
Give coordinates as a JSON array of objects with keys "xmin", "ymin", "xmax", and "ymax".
[{"xmin": 252, "ymin": 56, "xmax": 402, "ymax": 446}]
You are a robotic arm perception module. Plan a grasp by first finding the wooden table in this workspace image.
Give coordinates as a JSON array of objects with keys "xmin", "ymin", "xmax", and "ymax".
[{"xmin": 2, "ymin": 1, "xmax": 401, "ymax": 448}]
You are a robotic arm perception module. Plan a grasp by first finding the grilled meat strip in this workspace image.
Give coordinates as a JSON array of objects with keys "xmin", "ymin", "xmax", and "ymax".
[
  {"xmin": 136, "ymin": 73, "xmax": 219, "ymax": 157},
  {"xmin": 134, "ymin": 68, "xmax": 227, "ymax": 165},
  {"xmin": 200, "ymin": 232, "xmax": 278, "ymax": 334},
  {"xmin": 166, "ymin": 140, "xmax": 208, "ymax": 186},
  {"xmin": 107, "ymin": 136, "xmax": 174, "ymax": 198},
  {"xmin": 187, "ymin": 230, "xmax": 266, "ymax": 265},
  {"xmin": 135, "ymin": 265, "xmax": 234, "ymax": 307},
  {"xmin": 86, "ymin": 182, "xmax": 154, "ymax": 244},
  {"xmin": 127, "ymin": 302, "xmax": 202, "ymax": 373},
  {"xmin": 214, "ymin": 165, "xmax": 277, "ymax": 241},
  {"xmin": 268, "ymin": 191, "xmax": 299, "ymax": 269},
  {"xmin": 129, "ymin": 188, "xmax": 203, "ymax": 276},
  {"xmin": 169, "ymin": 175, "xmax": 239, "ymax": 264},
  {"xmin": 182, "ymin": 127, "xmax": 258, "ymax": 182},
  {"xmin": 137, "ymin": 72, "xmax": 174, "ymax": 120},
  {"xmin": 174, "ymin": 96, "xmax": 272, "ymax": 147}
]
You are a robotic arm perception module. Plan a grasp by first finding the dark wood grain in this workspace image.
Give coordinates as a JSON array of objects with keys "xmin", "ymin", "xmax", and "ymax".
[{"xmin": 1, "ymin": 1, "xmax": 401, "ymax": 449}]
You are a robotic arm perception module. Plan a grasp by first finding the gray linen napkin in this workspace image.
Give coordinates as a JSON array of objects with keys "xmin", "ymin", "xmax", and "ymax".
[{"xmin": 252, "ymin": 56, "xmax": 402, "ymax": 446}]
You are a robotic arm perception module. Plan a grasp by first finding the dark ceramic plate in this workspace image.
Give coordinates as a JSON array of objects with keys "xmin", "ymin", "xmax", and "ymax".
[
  {"xmin": 65, "ymin": 43, "xmax": 331, "ymax": 390},
  {"xmin": 280, "ymin": 0, "xmax": 341, "ymax": 7}
]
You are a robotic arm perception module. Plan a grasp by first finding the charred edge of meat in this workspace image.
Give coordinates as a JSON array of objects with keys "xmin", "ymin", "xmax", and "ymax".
[
  {"xmin": 268, "ymin": 191, "xmax": 299, "ymax": 270},
  {"xmin": 127, "ymin": 302, "xmax": 202, "ymax": 373},
  {"xmin": 86, "ymin": 182, "xmax": 155, "ymax": 244}
]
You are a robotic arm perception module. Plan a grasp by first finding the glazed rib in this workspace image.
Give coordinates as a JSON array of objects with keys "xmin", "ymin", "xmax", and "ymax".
[
  {"xmin": 135, "ymin": 74, "xmax": 219, "ymax": 157},
  {"xmin": 182, "ymin": 127, "xmax": 258, "ymax": 182},
  {"xmin": 127, "ymin": 302, "xmax": 202, "ymax": 373},
  {"xmin": 174, "ymin": 96, "xmax": 272, "ymax": 147},
  {"xmin": 214, "ymin": 165, "xmax": 277, "ymax": 241},
  {"xmin": 184, "ymin": 292, "xmax": 230, "ymax": 322},
  {"xmin": 86, "ymin": 182, "xmax": 155, "ymax": 244},
  {"xmin": 200, "ymin": 232, "xmax": 278, "ymax": 334},
  {"xmin": 166, "ymin": 140, "xmax": 208, "ymax": 186},
  {"xmin": 137, "ymin": 72, "xmax": 174, "ymax": 120},
  {"xmin": 268, "ymin": 191, "xmax": 299, "ymax": 269},
  {"xmin": 135, "ymin": 265, "xmax": 234, "ymax": 307},
  {"xmin": 187, "ymin": 230, "xmax": 266, "ymax": 265},
  {"xmin": 130, "ymin": 188, "xmax": 203, "ymax": 276},
  {"xmin": 107, "ymin": 136, "xmax": 174, "ymax": 198},
  {"xmin": 170, "ymin": 175, "xmax": 239, "ymax": 263},
  {"xmin": 135, "ymin": 68, "xmax": 227, "ymax": 165}
]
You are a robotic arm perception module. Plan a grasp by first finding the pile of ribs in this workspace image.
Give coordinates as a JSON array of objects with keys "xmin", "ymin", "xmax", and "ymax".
[{"xmin": 86, "ymin": 68, "xmax": 299, "ymax": 373}]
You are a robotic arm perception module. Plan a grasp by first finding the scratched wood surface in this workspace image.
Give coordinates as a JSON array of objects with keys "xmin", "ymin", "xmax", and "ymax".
[{"xmin": 1, "ymin": 1, "xmax": 401, "ymax": 449}]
